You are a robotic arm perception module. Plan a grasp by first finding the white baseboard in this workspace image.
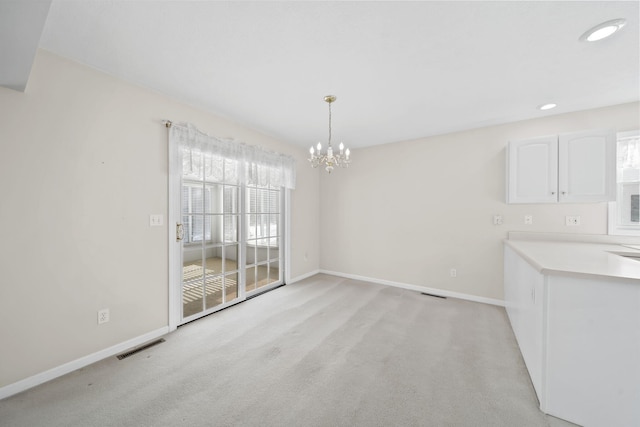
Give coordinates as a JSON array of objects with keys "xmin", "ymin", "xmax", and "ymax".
[
  {"xmin": 0, "ymin": 326, "xmax": 169, "ymax": 401},
  {"xmin": 287, "ymin": 269, "xmax": 321, "ymax": 284},
  {"xmin": 319, "ymin": 269, "xmax": 504, "ymax": 307}
]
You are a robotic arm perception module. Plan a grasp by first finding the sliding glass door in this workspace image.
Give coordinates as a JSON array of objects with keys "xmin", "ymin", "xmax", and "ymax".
[
  {"xmin": 168, "ymin": 122, "xmax": 293, "ymax": 328},
  {"xmin": 181, "ymin": 179, "xmax": 241, "ymax": 319},
  {"xmin": 174, "ymin": 149, "xmax": 284, "ymax": 323}
]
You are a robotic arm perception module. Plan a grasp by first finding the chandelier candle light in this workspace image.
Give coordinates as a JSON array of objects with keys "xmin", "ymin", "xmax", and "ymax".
[{"xmin": 308, "ymin": 95, "xmax": 351, "ymax": 173}]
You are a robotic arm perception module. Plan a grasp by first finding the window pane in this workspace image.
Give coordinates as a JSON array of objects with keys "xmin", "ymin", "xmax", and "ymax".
[
  {"xmin": 618, "ymin": 183, "xmax": 640, "ymax": 226},
  {"xmin": 249, "ymin": 187, "xmax": 257, "ymax": 212},
  {"xmin": 257, "ymin": 214, "xmax": 269, "ymax": 239},
  {"xmin": 224, "ymin": 186, "xmax": 238, "ymax": 214},
  {"xmin": 256, "ymin": 264, "xmax": 268, "ymax": 287},
  {"xmin": 270, "ymin": 214, "xmax": 279, "ymax": 237},
  {"xmin": 258, "ymin": 189, "xmax": 269, "ymax": 213},
  {"xmin": 246, "ymin": 243, "xmax": 257, "ymax": 265},
  {"xmin": 617, "ymin": 137, "xmax": 640, "ymax": 173},
  {"xmin": 191, "ymin": 186, "xmax": 204, "ymax": 214},
  {"xmin": 245, "ymin": 266, "xmax": 257, "ymax": 292},
  {"xmin": 224, "ymin": 215, "xmax": 238, "ymax": 243},
  {"xmin": 268, "ymin": 241, "xmax": 280, "ymax": 260},
  {"xmin": 224, "ymin": 273, "xmax": 239, "ymax": 303},
  {"xmin": 205, "ymin": 275, "xmax": 223, "ymax": 309},
  {"xmin": 613, "ymin": 132, "xmax": 640, "ymax": 234},
  {"xmin": 209, "ymin": 215, "xmax": 222, "ymax": 245},
  {"xmin": 183, "ymin": 263, "xmax": 204, "ymax": 318},
  {"xmin": 205, "ymin": 184, "xmax": 221, "ymax": 214},
  {"xmin": 268, "ymin": 190, "xmax": 280, "ymax": 213},
  {"xmin": 268, "ymin": 260, "xmax": 280, "ymax": 285},
  {"xmin": 182, "ymin": 186, "xmax": 190, "ymax": 215},
  {"xmin": 247, "ymin": 214, "xmax": 257, "ymax": 240},
  {"xmin": 222, "ymin": 245, "xmax": 239, "ymax": 273},
  {"xmin": 256, "ymin": 246, "xmax": 268, "ymax": 263},
  {"xmin": 192, "ymin": 214, "xmax": 204, "ymax": 243}
]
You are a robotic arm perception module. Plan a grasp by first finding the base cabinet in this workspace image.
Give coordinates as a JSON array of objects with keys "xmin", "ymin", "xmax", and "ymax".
[
  {"xmin": 503, "ymin": 245, "xmax": 545, "ymax": 398},
  {"xmin": 504, "ymin": 245, "xmax": 640, "ymax": 427}
]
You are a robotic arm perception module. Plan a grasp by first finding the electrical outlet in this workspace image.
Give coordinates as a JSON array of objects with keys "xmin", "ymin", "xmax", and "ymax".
[
  {"xmin": 450, "ymin": 268, "xmax": 457, "ymax": 278},
  {"xmin": 493, "ymin": 215, "xmax": 503, "ymax": 225},
  {"xmin": 98, "ymin": 308, "xmax": 110, "ymax": 325},
  {"xmin": 565, "ymin": 216, "xmax": 581, "ymax": 226},
  {"xmin": 524, "ymin": 215, "xmax": 533, "ymax": 225}
]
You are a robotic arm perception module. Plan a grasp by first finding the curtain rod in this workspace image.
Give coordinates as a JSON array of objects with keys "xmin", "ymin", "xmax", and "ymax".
[
  {"xmin": 163, "ymin": 121, "xmax": 193, "ymax": 131},
  {"xmin": 162, "ymin": 120, "xmax": 215, "ymax": 134}
]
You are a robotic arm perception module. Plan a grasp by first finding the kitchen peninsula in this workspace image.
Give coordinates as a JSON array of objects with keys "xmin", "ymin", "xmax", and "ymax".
[{"xmin": 504, "ymin": 232, "xmax": 640, "ymax": 427}]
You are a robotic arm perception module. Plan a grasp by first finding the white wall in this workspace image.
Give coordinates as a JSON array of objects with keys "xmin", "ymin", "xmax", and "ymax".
[
  {"xmin": 0, "ymin": 50, "xmax": 320, "ymax": 388},
  {"xmin": 320, "ymin": 102, "xmax": 640, "ymax": 301}
]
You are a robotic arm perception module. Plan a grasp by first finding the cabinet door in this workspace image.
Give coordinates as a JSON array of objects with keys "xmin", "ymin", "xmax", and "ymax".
[
  {"xmin": 504, "ymin": 245, "xmax": 545, "ymax": 401},
  {"xmin": 507, "ymin": 136, "xmax": 558, "ymax": 203},
  {"xmin": 558, "ymin": 129, "xmax": 615, "ymax": 203}
]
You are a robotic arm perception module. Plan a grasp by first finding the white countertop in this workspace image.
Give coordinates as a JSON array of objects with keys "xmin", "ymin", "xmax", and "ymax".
[{"xmin": 505, "ymin": 238, "xmax": 640, "ymax": 281}]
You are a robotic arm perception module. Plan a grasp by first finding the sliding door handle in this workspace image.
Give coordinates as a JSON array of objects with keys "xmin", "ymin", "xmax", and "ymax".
[{"xmin": 176, "ymin": 223, "xmax": 184, "ymax": 242}]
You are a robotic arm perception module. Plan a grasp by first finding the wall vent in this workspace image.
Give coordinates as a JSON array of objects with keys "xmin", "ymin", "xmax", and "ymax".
[
  {"xmin": 117, "ymin": 338, "xmax": 165, "ymax": 360},
  {"xmin": 421, "ymin": 292, "xmax": 447, "ymax": 299}
]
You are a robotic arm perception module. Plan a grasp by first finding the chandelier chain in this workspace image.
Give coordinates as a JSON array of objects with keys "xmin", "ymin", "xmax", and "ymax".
[{"xmin": 328, "ymin": 101, "xmax": 332, "ymax": 147}]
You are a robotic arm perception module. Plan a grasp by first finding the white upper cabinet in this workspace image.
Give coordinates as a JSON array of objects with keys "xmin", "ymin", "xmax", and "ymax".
[
  {"xmin": 507, "ymin": 129, "xmax": 615, "ymax": 204},
  {"xmin": 558, "ymin": 129, "xmax": 616, "ymax": 203},
  {"xmin": 507, "ymin": 135, "xmax": 558, "ymax": 203}
]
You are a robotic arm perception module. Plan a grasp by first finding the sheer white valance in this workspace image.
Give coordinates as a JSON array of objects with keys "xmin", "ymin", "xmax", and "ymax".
[{"xmin": 169, "ymin": 122, "xmax": 296, "ymax": 189}]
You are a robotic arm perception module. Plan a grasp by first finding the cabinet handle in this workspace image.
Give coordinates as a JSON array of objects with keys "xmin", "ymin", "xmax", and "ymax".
[
  {"xmin": 561, "ymin": 191, "xmax": 566, "ymax": 195},
  {"xmin": 551, "ymin": 191, "xmax": 556, "ymax": 195},
  {"xmin": 531, "ymin": 287, "xmax": 536, "ymax": 303}
]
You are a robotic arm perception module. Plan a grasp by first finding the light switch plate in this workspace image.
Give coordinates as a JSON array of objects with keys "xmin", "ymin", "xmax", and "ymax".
[{"xmin": 150, "ymin": 214, "xmax": 163, "ymax": 226}]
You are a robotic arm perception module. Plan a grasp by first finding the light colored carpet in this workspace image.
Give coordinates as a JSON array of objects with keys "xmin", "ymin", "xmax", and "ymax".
[{"xmin": 0, "ymin": 274, "xmax": 577, "ymax": 426}]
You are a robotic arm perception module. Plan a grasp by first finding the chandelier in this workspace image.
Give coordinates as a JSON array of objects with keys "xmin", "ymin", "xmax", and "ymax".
[{"xmin": 308, "ymin": 95, "xmax": 351, "ymax": 173}]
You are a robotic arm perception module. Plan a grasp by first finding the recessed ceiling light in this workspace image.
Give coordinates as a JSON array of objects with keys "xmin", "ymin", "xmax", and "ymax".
[
  {"xmin": 579, "ymin": 19, "xmax": 626, "ymax": 42},
  {"xmin": 538, "ymin": 103, "xmax": 557, "ymax": 111}
]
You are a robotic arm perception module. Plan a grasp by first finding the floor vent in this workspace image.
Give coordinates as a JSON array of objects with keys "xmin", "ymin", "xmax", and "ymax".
[
  {"xmin": 421, "ymin": 292, "xmax": 447, "ymax": 299},
  {"xmin": 117, "ymin": 338, "xmax": 165, "ymax": 360}
]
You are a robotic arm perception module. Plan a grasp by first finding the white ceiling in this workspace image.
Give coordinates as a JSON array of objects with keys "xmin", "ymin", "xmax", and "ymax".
[
  {"xmin": 7, "ymin": 1, "xmax": 640, "ymax": 148},
  {"xmin": 0, "ymin": 0, "xmax": 51, "ymax": 91}
]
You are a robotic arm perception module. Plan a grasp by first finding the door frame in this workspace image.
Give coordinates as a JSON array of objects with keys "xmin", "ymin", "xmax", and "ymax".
[{"xmin": 168, "ymin": 133, "xmax": 182, "ymax": 331}]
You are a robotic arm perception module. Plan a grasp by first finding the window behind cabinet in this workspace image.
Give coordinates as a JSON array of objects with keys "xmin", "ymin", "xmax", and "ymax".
[{"xmin": 609, "ymin": 130, "xmax": 640, "ymax": 235}]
